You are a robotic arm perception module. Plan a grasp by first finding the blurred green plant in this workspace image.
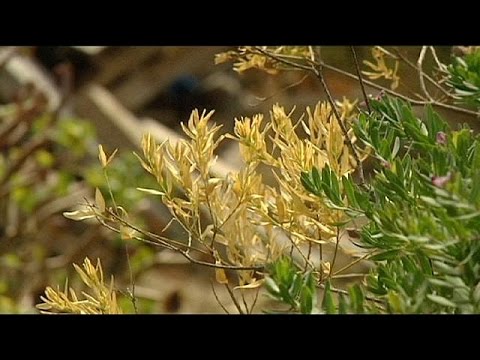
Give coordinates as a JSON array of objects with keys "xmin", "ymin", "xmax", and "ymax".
[
  {"xmin": 0, "ymin": 84, "xmax": 158, "ymax": 313},
  {"xmin": 447, "ymin": 47, "xmax": 480, "ymax": 109}
]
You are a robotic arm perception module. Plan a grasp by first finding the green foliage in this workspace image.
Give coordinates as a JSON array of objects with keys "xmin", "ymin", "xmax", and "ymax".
[
  {"xmin": 447, "ymin": 48, "xmax": 480, "ymax": 108},
  {"xmin": 302, "ymin": 96, "xmax": 480, "ymax": 313},
  {"xmin": 265, "ymin": 257, "xmax": 317, "ymax": 314}
]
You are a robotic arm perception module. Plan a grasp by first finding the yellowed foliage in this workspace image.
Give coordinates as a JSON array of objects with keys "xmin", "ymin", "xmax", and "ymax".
[
  {"xmin": 37, "ymin": 258, "xmax": 122, "ymax": 314},
  {"xmin": 216, "ymin": 46, "xmax": 311, "ymax": 74},
  {"xmin": 132, "ymin": 99, "xmax": 361, "ymax": 286},
  {"xmin": 62, "ymin": 94, "xmax": 364, "ymax": 291},
  {"xmin": 363, "ymin": 46, "xmax": 400, "ymax": 90}
]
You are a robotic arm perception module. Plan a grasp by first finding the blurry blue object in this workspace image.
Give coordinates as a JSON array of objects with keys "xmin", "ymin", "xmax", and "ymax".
[{"xmin": 167, "ymin": 74, "xmax": 201, "ymax": 99}]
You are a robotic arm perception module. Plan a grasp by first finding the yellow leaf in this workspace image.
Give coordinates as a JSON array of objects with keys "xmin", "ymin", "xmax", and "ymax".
[
  {"xmin": 107, "ymin": 148, "xmax": 118, "ymax": 166},
  {"xmin": 215, "ymin": 267, "xmax": 229, "ymax": 284},
  {"xmin": 234, "ymin": 279, "xmax": 264, "ymax": 290},
  {"xmin": 63, "ymin": 208, "xmax": 96, "ymax": 221},
  {"xmin": 120, "ymin": 224, "xmax": 135, "ymax": 241},
  {"xmin": 98, "ymin": 144, "xmax": 107, "ymax": 168},
  {"xmin": 95, "ymin": 188, "xmax": 105, "ymax": 213}
]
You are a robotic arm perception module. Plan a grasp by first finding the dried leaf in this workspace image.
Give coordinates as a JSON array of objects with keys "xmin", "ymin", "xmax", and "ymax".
[
  {"xmin": 215, "ymin": 267, "xmax": 229, "ymax": 284},
  {"xmin": 95, "ymin": 188, "xmax": 105, "ymax": 213},
  {"xmin": 98, "ymin": 144, "xmax": 107, "ymax": 168},
  {"xmin": 63, "ymin": 208, "xmax": 96, "ymax": 221},
  {"xmin": 120, "ymin": 224, "xmax": 135, "ymax": 241},
  {"xmin": 136, "ymin": 187, "xmax": 165, "ymax": 196},
  {"xmin": 107, "ymin": 148, "xmax": 118, "ymax": 166},
  {"xmin": 234, "ymin": 279, "xmax": 264, "ymax": 290}
]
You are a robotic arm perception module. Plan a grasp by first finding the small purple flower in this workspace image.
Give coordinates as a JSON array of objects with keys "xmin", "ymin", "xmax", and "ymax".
[
  {"xmin": 436, "ymin": 131, "xmax": 447, "ymax": 145},
  {"xmin": 375, "ymin": 90, "xmax": 385, "ymax": 100},
  {"xmin": 432, "ymin": 172, "xmax": 452, "ymax": 188},
  {"xmin": 381, "ymin": 160, "xmax": 391, "ymax": 169}
]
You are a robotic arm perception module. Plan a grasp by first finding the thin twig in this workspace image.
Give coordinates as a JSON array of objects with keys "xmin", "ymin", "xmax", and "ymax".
[
  {"xmin": 211, "ymin": 281, "xmax": 230, "ymax": 314},
  {"xmin": 250, "ymin": 287, "xmax": 261, "ymax": 314},
  {"xmin": 241, "ymin": 292, "xmax": 250, "ymax": 314},
  {"xmin": 124, "ymin": 243, "xmax": 138, "ymax": 314},
  {"xmin": 0, "ymin": 137, "xmax": 48, "ymax": 187},
  {"xmin": 317, "ymin": 283, "xmax": 385, "ymax": 306},
  {"xmin": 429, "ymin": 46, "xmax": 448, "ymax": 72},
  {"xmin": 321, "ymin": 60, "xmax": 430, "ymax": 104},
  {"xmin": 103, "ymin": 169, "xmax": 119, "ymax": 216},
  {"xmin": 224, "ymin": 283, "xmax": 245, "ymax": 314},
  {"xmin": 417, "ymin": 46, "xmax": 435, "ymax": 102},
  {"xmin": 304, "ymin": 241, "xmax": 312, "ymax": 273},
  {"xmin": 391, "ymin": 47, "xmax": 454, "ymax": 101},
  {"xmin": 311, "ymin": 63, "xmax": 366, "ymax": 184},
  {"xmin": 249, "ymin": 74, "xmax": 309, "ymax": 107},
  {"xmin": 253, "ymin": 46, "xmax": 313, "ymax": 72},
  {"xmin": 327, "ymin": 227, "xmax": 341, "ymax": 280},
  {"xmin": 251, "ymin": 46, "xmax": 479, "ymax": 118},
  {"xmin": 350, "ymin": 46, "xmax": 371, "ymax": 113},
  {"xmin": 106, "ymin": 209, "xmax": 209, "ymax": 255},
  {"xmin": 332, "ymin": 250, "xmax": 375, "ymax": 276},
  {"xmin": 318, "ymin": 243, "xmax": 324, "ymax": 283},
  {"xmin": 318, "ymin": 51, "xmax": 478, "ymax": 117},
  {"xmin": 102, "ymin": 207, "xmax": 264, "ymax": 271},
  {"xmin": 258, "ymin": 210, "xmax": 317, "ymax": 268},
  {"xmin": 333, "ymin": 48, "xmax": 475, "ymax": 117},
  {"xmin": 331, "ymin": 273, "xmax": 367, "ymax": 279}
]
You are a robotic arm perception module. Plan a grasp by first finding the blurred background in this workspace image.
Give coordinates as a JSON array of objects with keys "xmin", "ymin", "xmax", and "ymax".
[{"xmin": 0, "ymin": 46, "xmax": 455, "ymax": 313}]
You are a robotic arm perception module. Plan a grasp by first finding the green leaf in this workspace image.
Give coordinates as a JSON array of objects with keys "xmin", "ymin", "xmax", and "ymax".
[
  {"xmin": 63, "ymin": 208, "xmax": 96, "ymax": 221},
  {"xmin": 301, "ymin": 172, "xmax": 317, "ymax": 194},
  {"xmin": 427, "ymin": 294, "xmax": 457, "ymax": 308},
  {"xmin": 312, "ymin": 166, "xmax": 321, "ymax": 189},
  {"xmin": 136, "ymin": 187, "xmax": 165, "ymax": 196},
  {"xmin": 264, "ymin": 277, "xmax": 280, "ymax": 296},
  {"xmin": 338, "ymin": 294, "xmax": 349, "ymax": 314},
  {"xmin": 445, "ymin": 276, "xmax": 467, "ymax": 288},
  {"xmin": 342, "ymin": 176, "xmax": 358, "ymax": 208},
  {"xmin": 388, "ymin": 292, "xmax": 405, "ymax": 313},
  {"xmin": 329, "ymin": 172, "xmax": 342, "ymax": 206},
  {"xmin": 419, "ymin": 196, "xmax": 442, "ymax": 208},
  {"xmin": 349, "ymin": 284, "xmax": 365, "ymax": 313},
  {"xmin": 473, "ymin": 282, "xmax": 480, "ymax": 303},
  {"xmin": 370, "ymin": 250, "xmax": 401, "ymax": 261},
  {"xmin": 416, "ymin": 252, "xmax": 433, "ymax": 275},
  {"xmin": 290, "ymin": 272, "xmax": 304, "ymax": 298},
  {"xmin": 35, "ymin": 150, "xmax": 55, "ymax": 168},
  {"xmin": 322, "ymin": 166, "xmax": 331, "ymax": 189},
  {"xmin": 391, "ymin": 136, "xmax": 401, "ymax": 159},
  {"xmin": 428, "ymin": 278, "xmax": 455, "ymax": 288},
  {"xmin": 322, "ymin": 281, "xmax": 336, "ymax": 314},
  {"xmin": 321, "ymin": 166, "xmax": 343, "ymax": 206},
  {"xmin": 433, "ymin": 261, "xmax": 462, "ymax": 276},
  {"xmin": 300, "ymin": 288, "xmax": 314, "ymax": 314}
]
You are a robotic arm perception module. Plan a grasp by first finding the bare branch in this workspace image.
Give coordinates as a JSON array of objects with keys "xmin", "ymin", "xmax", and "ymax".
[
  {"xmin": 102, "ymin": 207, "xmax": 265, "ymax": 271},
  {"xmin": 417, "ymin": 46, "xmax": 435, "ymax": 102},
  {"xmin": 310, "ymin": 63, "xmax": 366, "ymax": 184},
  {"xmin": 210, "ymin": 281, "xmax": 230, "ymax": 314},
  {"xmin": 224, "ymin": 283, "xmax": 245, "ymax": 314},
  {"xmin": 317, "ymin": 283, "xmax": 386, "ymax": 306},
  {"xmin": 248, "ymin": 46, "xmax": 479, "ymax": 118},
  {"xmin": 350, "ymin": 46, "xmax": 372, "ymax": 113}
]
